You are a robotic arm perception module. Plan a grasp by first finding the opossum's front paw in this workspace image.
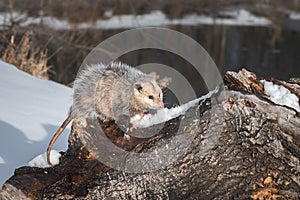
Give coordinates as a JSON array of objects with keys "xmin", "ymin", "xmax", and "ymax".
[
  {"xmin": 123, "ymin": 133, "xmax": 130, "ymax": 140},
  {"xmin": 128, "ymin": 113, "xmax": 147, "ymax": 131},
  {"xmin": 124, "ymin": 123, "xmax": 137, "ymax": 140},
  {"xmin": 139, "ymin": 112, "xmax": 147, "ymax": 117},
  {"xmin": 130, "ymin": 112, "xmax": 146, "ymax": 122},
  {"xmin": 126, "ymin": 123, "xmax": 138, "ymax": 132},
  {"xmin": 126, "ymin": 112, "xmax": 149, "ymax": 133}
]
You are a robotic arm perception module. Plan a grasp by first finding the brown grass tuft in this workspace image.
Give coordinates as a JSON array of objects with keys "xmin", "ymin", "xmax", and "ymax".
[{"xmin": 1, "ymin": 30, "xmax": 49, "ymax": 79}]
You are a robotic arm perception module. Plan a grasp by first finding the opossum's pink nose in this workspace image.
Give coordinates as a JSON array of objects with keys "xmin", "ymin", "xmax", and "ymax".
[{"xmin": 159, "ymin": 102, "xmax": 164, "ymax": 108}]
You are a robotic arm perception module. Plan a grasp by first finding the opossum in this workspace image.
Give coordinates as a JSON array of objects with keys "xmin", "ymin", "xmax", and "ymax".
[{"xmin": 47, "ymin": 62, "xmax": 164, "ymax": 166}]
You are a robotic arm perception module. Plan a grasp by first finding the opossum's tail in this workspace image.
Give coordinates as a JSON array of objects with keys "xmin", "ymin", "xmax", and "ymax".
[{"xmin": 47, "ymin": 116, "xmax": 72, "ymax": 166}]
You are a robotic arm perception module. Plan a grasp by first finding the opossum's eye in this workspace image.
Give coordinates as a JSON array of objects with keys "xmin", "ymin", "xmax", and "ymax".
[
  {"xmin": 135, "ymin": 84, "xmax": 143, "ymax": 91},
  {"xmin": 148, "ymin": 95, "xmax": 154, "ymax": 100}
]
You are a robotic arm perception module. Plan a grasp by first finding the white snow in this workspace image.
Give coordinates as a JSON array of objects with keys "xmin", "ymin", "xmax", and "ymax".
[
  {"xmin": 289, "ymin": 11, "xmax": 300, "ymax": 20},
  {"xmin": 0, "ymin": 60, "xmax": 72, "ymax": 186},
  {"xmin": 0, "ymin": 11, "xmax": 27, "ymax": 27},
  {"xmin": 0, "ymin": 156, "xmax": 5, "ymax": 164},
  {"xmin": 131, "ymin": 89, "xmax": 216, "ymax": 128},
  {"xmin": 261, "ymin": 80, "xmax": 300, "ymax": 112},
  {"xmin": 104, "ymin": 10, "xmax": 114, "ymax": 18},
  {"xmin": 28, "ymin": 150, "xmax": 61, "ymax": 168},
  {"xmin": 0, "ymin": 9, "xmax": 272, "ymax": 30},
  {"xmin": 217, "ymin": 9, "xmax": 272, "ymax": 26}
]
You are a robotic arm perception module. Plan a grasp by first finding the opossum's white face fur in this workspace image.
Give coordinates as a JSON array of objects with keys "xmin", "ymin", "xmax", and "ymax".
[{"xmin": 133, "ymin": 81, "xmax": 164, "ymax": 111}]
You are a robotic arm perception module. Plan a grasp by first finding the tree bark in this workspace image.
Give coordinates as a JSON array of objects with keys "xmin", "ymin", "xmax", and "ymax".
[{"xmin": 1, "ymin": 69, "xmax": 300, "ymax": 200}]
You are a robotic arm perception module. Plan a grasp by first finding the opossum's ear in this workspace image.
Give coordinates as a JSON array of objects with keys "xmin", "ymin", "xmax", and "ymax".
[{"xmin": 134, "ymin": 83, "xmax": 143, "ymax": 92}]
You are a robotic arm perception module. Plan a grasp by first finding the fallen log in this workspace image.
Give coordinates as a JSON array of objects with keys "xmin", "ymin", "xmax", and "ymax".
[{"xmin": 1, "ymin": 69, "xmax": 299, "ymax": 199}]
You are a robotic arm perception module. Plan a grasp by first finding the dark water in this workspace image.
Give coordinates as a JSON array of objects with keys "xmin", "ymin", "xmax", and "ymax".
[
  {"xmin": 101, "ymin": 25, "xmax": 300, "ymax": 99},
  {"xmin": 217, "ymin": 25, "xmax": 300, "ymax": 80},
  {"xmin": 117, "ymin": 25, "xmax": 300, "ymax": 81},
  {"xmin": 6, "ymin": 24, "xmax": 299, "ymax": 94},
  {"xmin": 79, "ymin": 25, "xmax": 300, "ymax": 81}
]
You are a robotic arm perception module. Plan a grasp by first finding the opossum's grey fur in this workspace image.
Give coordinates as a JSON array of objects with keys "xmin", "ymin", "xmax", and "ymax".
[{"xmin": 71, "ymin": 62, "xmax": 162, "ymax": 121}]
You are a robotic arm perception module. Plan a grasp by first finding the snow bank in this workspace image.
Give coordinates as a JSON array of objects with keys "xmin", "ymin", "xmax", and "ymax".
[
  {"xmin": 28, "ymin": 150, "xmax": 61, "ymax": 168},
  {"xmin": 0, "ymin": 9, "xmax": 272, "ymax": 30},
  {"xmin": 261, "ymin": 80, "xmax": 300, "ymax": 112},
  {"xmin": 289, "ymin": 11, "xmax": 300, "ymax": 20},
  {"xmin": 0, "ymin": 60, "xmax": 72, "ymax": 186}
]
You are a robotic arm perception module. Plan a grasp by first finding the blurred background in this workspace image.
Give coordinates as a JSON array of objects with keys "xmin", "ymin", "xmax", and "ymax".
[{"xmin": 0, "ymin": 0, "xmax": 299, "ymax": 88}]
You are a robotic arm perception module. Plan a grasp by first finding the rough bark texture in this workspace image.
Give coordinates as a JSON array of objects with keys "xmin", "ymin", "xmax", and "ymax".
[{"xmin": 1, "ymin": 69, "xmax": 300, "ymax": 200}]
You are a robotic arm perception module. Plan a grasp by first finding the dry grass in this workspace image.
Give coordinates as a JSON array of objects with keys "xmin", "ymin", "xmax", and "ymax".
[{"xmin": 1, "ymin": 30, "xmax": 49, "ymax": 79}]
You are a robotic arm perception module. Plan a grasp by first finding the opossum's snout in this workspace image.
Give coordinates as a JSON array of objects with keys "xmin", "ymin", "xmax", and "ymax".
[
  {"xmin": 147, "ymin": 97, "xmax": 164, "ymax": 110},
  {"xmin": 159, "ymin": 101, "xmax": 164, "ymax": 108},
  {"xmin": 147, "ymin": 99, "xmax": 164, "ymax": 110}
]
